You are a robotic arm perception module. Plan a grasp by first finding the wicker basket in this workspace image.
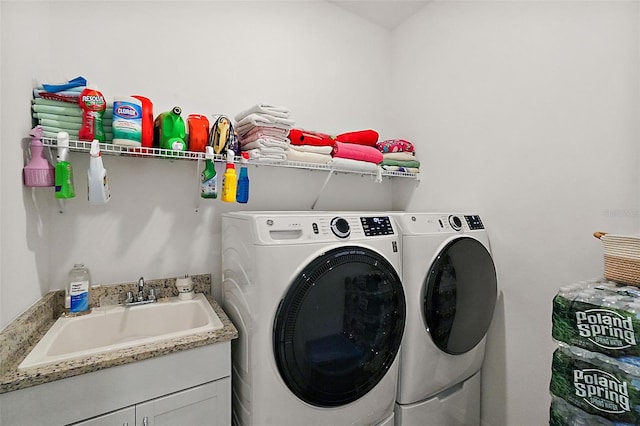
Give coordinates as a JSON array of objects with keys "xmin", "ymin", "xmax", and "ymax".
[{"xmin": 594, "ymin": 231, "xmax": 640, "ymax": 286}]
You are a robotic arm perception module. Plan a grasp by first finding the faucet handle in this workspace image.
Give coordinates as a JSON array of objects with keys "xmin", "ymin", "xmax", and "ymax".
[
  {"xmin": 125, "ymin": 291, "xmax": 134, "ymax": 304},
  {"xmin": 148, "ymin": 288, "xmax": 157, "ymax": 301}
]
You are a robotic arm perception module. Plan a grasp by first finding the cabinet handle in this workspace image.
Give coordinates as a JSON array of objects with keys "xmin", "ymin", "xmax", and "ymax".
[{"xmin": 143, "ymin": 416, "xmax": 149, "ymax": 426}]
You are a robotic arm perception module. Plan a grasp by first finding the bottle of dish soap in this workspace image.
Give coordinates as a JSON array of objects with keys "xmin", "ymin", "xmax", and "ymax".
[
  {"xmin": 54, "ymin": 131, "xmax": 75, "ymax": 199},
  {"xmin": 87, "ymin": 140, "xmax": 111, "ymax": 204},
  {"xmin": 201, "ymin": 146, "xmax": 217, "ymax": 199},
  {"xmin": 67, "ymin": 263, "xmax": 91, "ymax": 314},
  {"xmin": 221, "ymin": 149, "xmax": 237, "ymax": 203}
]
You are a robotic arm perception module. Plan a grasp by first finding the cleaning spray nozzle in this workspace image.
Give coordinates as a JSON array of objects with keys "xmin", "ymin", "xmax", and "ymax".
[
  {"xmin": 241, "ymin": 152, "xmax": 249, "ymax": 164},
  {"xmin": 30, "ymin": 125, "xmax": 43, "ymax": 140},
  {"xmin": 205, "ymin": 146, "xmax": 214, "ymax": 160},
  {"xmin": 226, "ymin": 149, "xmax": 235, "ymax": 165},
  {"xmin": 89, "ymin": 139, "xmax": 101, "ymax": 157}
]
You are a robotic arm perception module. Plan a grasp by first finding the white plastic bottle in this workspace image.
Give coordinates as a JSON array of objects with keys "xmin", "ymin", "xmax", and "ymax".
[
  {"xmin": 87, "ymin": 139, "xmax": 111, "ymax": 204},
  {"xmin": 67, "ymin": 263, "xmax": 91, "ymax": 314}
]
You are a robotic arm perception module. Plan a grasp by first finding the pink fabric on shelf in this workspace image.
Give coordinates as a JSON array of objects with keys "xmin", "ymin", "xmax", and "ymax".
[{"xmin": 332, "ymin": 141, "xmax": 383, "ymax": 164}]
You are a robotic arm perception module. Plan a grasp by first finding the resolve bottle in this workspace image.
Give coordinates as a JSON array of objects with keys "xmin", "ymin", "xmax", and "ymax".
[
  {"xmin": 67, "ymin": 263, "xmax": 91, "ymax": 314},
  {"xmin": 236, "ymin": 152, "xmax": 250, "ymax": 203},
  {"xmin": 54, "ymin": 131, "xmax": 75, "ymax": 199},
  {"xmin": 201, "ymin": 146, "xmax": 218, "ymax": 199},
  {"xmin": 221, "ymin": 149, "xmax": 237, "ymax": 202},
  {"xmin": 78, "ymin": 86, "xmax": 107, "ymax": 143}
]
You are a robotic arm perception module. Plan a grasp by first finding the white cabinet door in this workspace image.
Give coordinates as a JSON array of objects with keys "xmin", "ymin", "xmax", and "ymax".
[
  {"xmin": 70, "ymin": 406, "xmax": 135, "ymax": 426},
  {"xmin": 136, "ymin": 378, "xmax": 231, "ymax": 426}
]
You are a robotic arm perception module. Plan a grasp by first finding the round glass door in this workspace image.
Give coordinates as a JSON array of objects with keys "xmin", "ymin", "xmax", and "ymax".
[
  {"xmin": 273, "ymin": 246, "xmax": 406, "ymax": 407},
  {"xmin": 424, "ymin": 237, "xmax": 497, "ymax": 355}
]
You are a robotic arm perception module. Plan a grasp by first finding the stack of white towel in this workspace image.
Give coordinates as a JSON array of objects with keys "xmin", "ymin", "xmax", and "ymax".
[
  {"xmin": 234, "ymin": 104, "xmax": 294, "ymax": 163},
  {"xmin": 32, "ymin": 88, "xmax": 113, "ymax": 142}
]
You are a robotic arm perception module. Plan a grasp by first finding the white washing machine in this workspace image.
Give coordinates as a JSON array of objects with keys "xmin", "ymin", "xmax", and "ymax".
[
  {"xmin": 391, "ymin": 213, "xmax": 497, "ymax": 426},
  {"xmin": 221, "ymin": 211, "xmax": 407, "ymax": 426}
]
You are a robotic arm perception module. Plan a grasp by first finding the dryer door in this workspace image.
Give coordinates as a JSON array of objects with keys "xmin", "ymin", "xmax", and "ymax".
[
  {"xmin": 424, "ymin": 236, "xmax": 497, "ymax": 355},
  {"xmin": 273, "ymin": 246, "xmax": 406, "ymax": 408}
]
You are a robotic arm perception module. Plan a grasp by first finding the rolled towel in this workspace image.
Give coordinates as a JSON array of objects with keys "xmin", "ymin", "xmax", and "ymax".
[
  {"xmin": 381, "ymin": 159, "xmax": 421, "ymax": 168},
  {"xmin": 241, "ymin": 129, "xmax": 289, "ymax": 145},
  {"xmin": 32, "ymin": 103, "xmax": 82, "ymax": 116},
  {"xmin": 33, "ymin": 88, "xmax": 83, "ymax": 103},
  {"xmin": 242, "ymin": 126, "xmax": 289, "ymax": 140},
  {"xmin": 382, "ymin": 152, "xmax": 416, "ymax": 161},
  {"xmin": 39, "ymin": 118, "xmax": 82, "ymax": 131},
  {"xmin": 332, "ymin": 141, "xmax": 383, "ymax": 164},
  {"xmin": 286, "ymin": 148, "xmax": 332, "ymax": 164},
  {"xmin": 32, "ymin": 112, "xmax": 83, "ymax": 124},
  {"xmin": 235, "ymin": 104, "xmax": 291, "ymax": 121},
  {"xmin": 235, "ymin": 113, "xmax": 294, "ymax": 135},
  {"xmin": 33, "ymin": 99, "xmax": 113, "ymax": 118},
  {"xmin": 335, "ymin": 129, "xmax": 379, "ymax": 146},
  {"xmin": 376, "ymin": 139, "xmax": 415, "ymax": 153},
  {"xmin": 243, "ymin": 148, "xmax": 287, "ymax": 163},
  {"xmin": 288, "ymin": 144, "xmax": 333, "ymax": 155},
  {"xmin": 329, "ymin": 157, "xmax": 379, "ymax": 173},
  {"xmin": 288, "ymin": 128, "xmax": 334, "ymax": 147},
  {"xmin": 241, "ymin": 138, "xmax": 290, "ymax": 151}
]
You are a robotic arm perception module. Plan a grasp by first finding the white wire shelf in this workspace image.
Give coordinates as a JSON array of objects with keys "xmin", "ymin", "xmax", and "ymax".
[{"xmin": 41, "ymin": 138, "xmax": 420, "ymax": 181}]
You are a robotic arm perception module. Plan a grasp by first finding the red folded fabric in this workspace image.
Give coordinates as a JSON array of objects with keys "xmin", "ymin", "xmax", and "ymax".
[
  {"xmin": 332, "ymin": 141, "xmax": 383, "ymax": 164},
  {"xmin": 335, "ymin": 129, "xmax": 379, "ymax": 146},
  {"xmin": 288, "ymin": 128, "xmax": 334, "ymax": 146}
]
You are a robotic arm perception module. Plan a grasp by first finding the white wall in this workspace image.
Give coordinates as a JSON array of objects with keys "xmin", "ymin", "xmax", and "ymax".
[
  {"xmin": 392, "ymin": 1, "xmax": 640, "ymax": 425},
  {"xmin": 0, "ymin": 0, "xmax": 394, "ymax": 327}
]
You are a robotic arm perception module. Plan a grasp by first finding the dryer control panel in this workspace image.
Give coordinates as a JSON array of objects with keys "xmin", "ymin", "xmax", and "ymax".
[
  {"xmin": 465, "ymin": 215, "xmax": 485, "ymax": 230},
  {"xmin": 360, "ymin": 216, "xmax": 395, "ymax": 236}
]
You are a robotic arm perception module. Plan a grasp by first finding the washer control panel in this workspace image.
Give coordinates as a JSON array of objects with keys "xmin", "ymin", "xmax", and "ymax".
[
  {"xmin": 360, "ymin": 216, "xmax": 395, "ymax": 236},
  {"xmin": 465, "ymin": 215, "xmax": 485, "ymax": 230}
]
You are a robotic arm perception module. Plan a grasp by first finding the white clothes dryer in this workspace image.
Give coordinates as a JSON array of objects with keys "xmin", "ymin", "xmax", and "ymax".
[
  {"xmin": 222, "ymin": 211, "xmax": 407, "ymax": 426},
  {"xmin": 391, "ymin": 213, "xmax": 497, "ymax": 426}
]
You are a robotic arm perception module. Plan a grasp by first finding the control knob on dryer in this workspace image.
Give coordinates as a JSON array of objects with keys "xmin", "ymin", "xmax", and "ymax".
[
  {"xmin": 330, "ymin": 217, "xmax": 351, "ymax": 238},
  {"xmin": 449, "ymin": 215, "xmax": 463, "ymax": 231}
]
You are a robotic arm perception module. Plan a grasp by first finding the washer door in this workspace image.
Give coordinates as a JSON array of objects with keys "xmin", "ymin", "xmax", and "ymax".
[
  {"xmin": 273, "ymin": 246, "xmax": 406, "ymax": 408},
  {"xmin": 424, "ymin": 237, "xmax": 497, "ymax": 355}
]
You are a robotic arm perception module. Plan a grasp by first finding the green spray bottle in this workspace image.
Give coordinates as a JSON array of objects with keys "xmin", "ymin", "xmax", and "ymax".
[
  {"xmin": 201, "ymin": 146, "xmax": 217, "ymax": 199},
  {"xmin": 54, "ymin": 132, "xmax": 75, "ymax": 199}
]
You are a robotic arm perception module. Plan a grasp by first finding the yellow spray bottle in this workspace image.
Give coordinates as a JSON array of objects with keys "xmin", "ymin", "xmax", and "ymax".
[{"xmin": 221, "ymin": 149, "xmax": 237, "ymax": 203}]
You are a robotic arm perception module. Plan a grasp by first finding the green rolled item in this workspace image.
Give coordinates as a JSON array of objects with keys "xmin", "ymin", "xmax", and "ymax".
[
  {"xmin": 32, "ymin": 104, "xmax": 82, "ymax": 116},
  {"xmin": 40, "ymin": 118, "xmax": 81, "ymax": 131},
  {"xmin": 380, "ymin": 159, "xmax": 421, "ymax": 168},
  {"xmin": 33, "ymin": 112, "xmax": 82, "ymax": 124},
  {"xmin": 32, "ymin": 98, "xmax": 113, "ymax": 118}
]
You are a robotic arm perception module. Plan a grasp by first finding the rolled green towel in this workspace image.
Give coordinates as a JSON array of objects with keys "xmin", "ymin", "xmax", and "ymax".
[
  {"xmin": 381, "ymin": 159, "xmax": 421, "ymax": 168},
  {"xmin": 33, "ymin": 112, "xmax": 82, "ymax": 124},
  {"xmin": 40, "ymin": 118, "xmax": 81, "ymax": 131},
  {"xmin": 32, "ymin": 97, "xmax": 113, "ymax": 117}
]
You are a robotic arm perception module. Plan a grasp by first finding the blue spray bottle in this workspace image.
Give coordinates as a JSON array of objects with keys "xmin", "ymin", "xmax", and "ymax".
[{"xmin": 236, "ymin": 152, "xmax": 250, "ymax": 203}]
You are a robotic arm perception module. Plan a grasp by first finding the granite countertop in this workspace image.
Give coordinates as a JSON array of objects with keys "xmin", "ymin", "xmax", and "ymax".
[{"xmin": 0, "ymin": 274, "xmax": 237, "ymax": 394}]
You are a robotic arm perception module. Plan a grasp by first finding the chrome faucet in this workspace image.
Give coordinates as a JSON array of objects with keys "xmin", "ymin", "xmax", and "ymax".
[
  {"xmin": 137, "ymin": 276, "xmax": 145, "ymax": 302},
  {"xmin": 124, "ymin": 276, "xmax": 157, "ymax": 307}
]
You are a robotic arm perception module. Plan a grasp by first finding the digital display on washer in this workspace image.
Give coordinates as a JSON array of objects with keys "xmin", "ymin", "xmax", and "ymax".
[
  {"xmin": 360, "ymin": 216, "xmax": 394, "ymax": 236},
  {"xmin": 465, "ymin": 215, "xmax": 485, "ymax": 230}
]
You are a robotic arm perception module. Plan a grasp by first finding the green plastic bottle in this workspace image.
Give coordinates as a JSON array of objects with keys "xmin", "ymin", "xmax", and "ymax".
[
  {"xmin": 154, "ymin": 106, "xmax": 186, "ymax": 151},
  {"xmin": 201, "ymin": 147, "xmax": 217, "ymax": 199},
  {"xmin": 54, "ymin": 132, "xmax": 75, "ymax": 199}
]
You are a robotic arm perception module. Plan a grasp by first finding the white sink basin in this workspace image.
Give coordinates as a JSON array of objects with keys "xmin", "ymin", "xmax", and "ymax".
[{"xmin": 18, "ymin": 293, "xmax": 223, "ymax": 370}]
